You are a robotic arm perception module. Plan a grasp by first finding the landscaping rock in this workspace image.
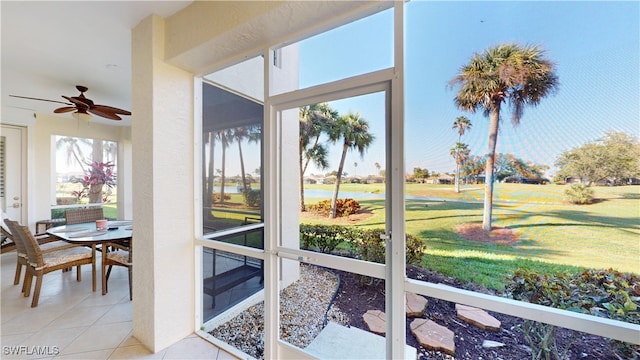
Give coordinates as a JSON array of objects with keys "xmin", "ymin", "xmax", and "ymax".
[
  {"xmin": 409, "ymin": 318, "xmax": 455, "ymax": 356},
  {"xmin": 406, "ymin": 292, "xmax": 428, "ymax": 317},
  {"xmin": 363, "ymin": 309, "xmax": 386, "ymax": 335},
  {"xmin": 482, "ymin": 340, "xmax": 505, "ymax": 348},
  {"xmin": 455, "ymin": 304, "xmax": 501, "ymax": 331}
]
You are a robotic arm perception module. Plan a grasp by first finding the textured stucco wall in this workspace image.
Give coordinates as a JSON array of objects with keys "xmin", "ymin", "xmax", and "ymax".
[{"xmin": 131, "ymin": 15, "xmax": 195, "ymax": 352}]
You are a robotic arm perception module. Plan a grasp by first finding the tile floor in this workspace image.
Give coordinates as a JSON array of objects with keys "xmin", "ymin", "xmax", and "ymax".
[{"xmin": 1, "ymin": 251, "xmax": 237, "ymax": 359}]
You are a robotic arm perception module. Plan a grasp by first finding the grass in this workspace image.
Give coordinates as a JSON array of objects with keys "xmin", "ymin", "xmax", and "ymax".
[{"xmin": 302, "ymin": 183, "xmax": 640, "ymax": 290}]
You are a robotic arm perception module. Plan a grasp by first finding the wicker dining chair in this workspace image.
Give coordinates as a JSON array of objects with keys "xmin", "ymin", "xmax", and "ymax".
[
  {"xmin": 4, "ymin": 219, "xmax": 74, "ymax": 292},
  {"xmin": 1, "ymin": 212, "xmax": 58, "ymax": 254},
  {"xmin": 102, "ymin": 238, "xmax": 132, "ymax": 300},
  {"xmin": 64, "ymin": 207, "xmax": 104, "ymax": 225},
  {"xmin": 13, "ymin": 223, "xmax": 96, "ymax": 307}
]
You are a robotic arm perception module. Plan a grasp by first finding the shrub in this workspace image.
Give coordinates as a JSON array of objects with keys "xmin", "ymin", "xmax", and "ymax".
[
  {"xmin": 299, "ymin": 224, "xmax": 426, "ymax": 266},
  {"xmin": 506, "ymin": 268, "xmax": 640, "ymax": 359},
  {"xmin": 299, "ymin": 224, "xmax": 353, "ymax": 254},
  {"xmin": 212, "ymin": 193, "xmax": 231, "ymax": 202},
  {"xmin": 564, "ymin": 183, "xmax": 594, "ymax": 204},
  {"xmin": 307, "ymin": 198, "xmax": 361, "ymax": 217},
  {"xmin": 242, "ymin": 189, "xmax": 261, "ymax": 207}
]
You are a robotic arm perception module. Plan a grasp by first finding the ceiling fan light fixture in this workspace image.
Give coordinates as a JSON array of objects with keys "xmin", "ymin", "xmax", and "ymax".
[{"xmin": 72, "ymin": 110, "xmax": 92, "ymax": 121}]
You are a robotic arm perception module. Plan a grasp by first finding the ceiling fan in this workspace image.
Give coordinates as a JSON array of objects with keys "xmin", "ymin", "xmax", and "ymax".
[{"xmin": 9, "ymin": 85, "xmax": 131, "ymax": 120}]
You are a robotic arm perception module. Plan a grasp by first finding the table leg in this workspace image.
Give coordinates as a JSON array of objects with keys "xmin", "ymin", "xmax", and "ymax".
[{"xmin": 92, "ymin": 244, "xmax": 96, "ymax": 292}]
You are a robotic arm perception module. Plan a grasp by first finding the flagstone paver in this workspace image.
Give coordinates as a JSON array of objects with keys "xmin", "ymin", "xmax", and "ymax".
[
  {"xmin": 406, "ymin": 292, "xmax": 428, "ymax": 317},
  {"xmin": 410, "ymin": 318, "xmax": 455, "ymax": 356},
  {"xmin": 363, "ymin": 309, "xmax": 386, "ymax": 335},
  {"xmin": 455, "ymin": 304, "xmax": 501, "ymax": 331}
]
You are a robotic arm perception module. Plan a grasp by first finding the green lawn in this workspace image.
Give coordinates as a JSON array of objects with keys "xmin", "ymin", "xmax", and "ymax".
[{"xmin": 302, "ymin": 183, "xmax": 640, "ymax": 290}]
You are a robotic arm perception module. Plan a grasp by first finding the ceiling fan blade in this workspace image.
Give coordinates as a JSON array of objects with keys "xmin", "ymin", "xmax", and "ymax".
[
  {"xmin": 93, "ymin": 104, "xmax": 131, "ymax": 115},
  {"xmin": 62, "ymin": 96, "xmax": 90, "ymax": 109},
  {"xmin": 88, "ymin": 108, "xmax": 122, "ymax": 120},
  {"xmin": 9, "ymin": 95, "xmax": 72, "ymax": 105},
  {"xmin": 54, "ymin": 106, "xmax": 77, "ymax": 113}
]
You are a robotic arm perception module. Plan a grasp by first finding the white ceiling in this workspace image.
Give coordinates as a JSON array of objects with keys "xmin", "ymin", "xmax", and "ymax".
[{"xmin": 1, "ymin": 1, "xmax": 192, "ymax": 126}]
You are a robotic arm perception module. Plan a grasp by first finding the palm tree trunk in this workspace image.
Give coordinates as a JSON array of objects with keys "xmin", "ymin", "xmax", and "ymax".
[
  {"xmin": 482, "ymin": 107, "xmax": 500, "ymax": 232},
  {"xmin": 455, "ymin": 134, "xmax": 461, "ymax": 193},
  {"xmin": 299, "ymin": 134, "xmax": 322, "ymax": 212},
  {"xmin": 330, "ymin": 143, "xmax": 349, "ymax": 219},
  {"xmin": 89, "ymin": 140, "xmax": 104, "ymax": 204},
  {"xmin": 455, "ymin": 162, "xmax": 460, "ymax": 193},
  {"xmin": 220, "ymin": 135, "xmax": 227, "ymax": 202},
  {"xmin": 238, "ymin": 141, "xmax": 247, "ymax": 192},
  {"xmin": 299, "ymin": 141, "xmax": 306, "ymax": 212},
  {"xmin": 205, "ymin": 133, "xmax": 215, "ymax": 222}
]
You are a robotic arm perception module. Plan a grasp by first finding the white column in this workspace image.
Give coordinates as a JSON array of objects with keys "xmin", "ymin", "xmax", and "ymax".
[{"xmin": 131, "ymin": 15, "xmax": 195, "ymax": 352}]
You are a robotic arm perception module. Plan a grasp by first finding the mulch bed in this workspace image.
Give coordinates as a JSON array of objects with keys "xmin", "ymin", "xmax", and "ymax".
[
  {"xmin": 331, "ymin": 266, "xmax": 619, "ymax": 359},
  {"xmin": 454, "ymin": 223, "xmax": 520, "ymax": 245}
]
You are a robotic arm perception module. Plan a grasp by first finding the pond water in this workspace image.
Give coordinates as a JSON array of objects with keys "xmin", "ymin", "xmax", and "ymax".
[
  {"xmin": 303, "ymin": 189, "xmax": 385, "ymax": 199},
  {"xmin": 217, "ymin": 186, "xmax": 453, "ymax": 202}
]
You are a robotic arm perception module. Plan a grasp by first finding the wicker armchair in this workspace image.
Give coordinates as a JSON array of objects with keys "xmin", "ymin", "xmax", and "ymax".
[
  {"xmin": 1, "ymin": 213, "xmax": 58, "ymax": 254},
  {"xmin": 64, "ymin": 207, "xmax": 104, "ymax": 225},
  {"xmin": 102, "ymin": 238, "xmax": 132, "ymax": 300},
  {"xmin": 11, "ymin": 222, "xmax": 96, "ymax": 307},
  {"xmin": 4, "ymin": 219, "xmax": 73, "ymax": 292}
]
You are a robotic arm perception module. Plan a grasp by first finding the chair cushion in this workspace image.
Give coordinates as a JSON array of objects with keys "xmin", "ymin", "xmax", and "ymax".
[
  {"xmin": 33, "ymin": 247, "xmax": 93, "ymax": 270},
  {"xmin": 106, "ymin": 250, "xmax": 131, "ymax": 265}
]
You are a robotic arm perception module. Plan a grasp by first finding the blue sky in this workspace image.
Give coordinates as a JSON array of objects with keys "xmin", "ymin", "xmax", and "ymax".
[{"xmin": 299, "ymin": 1, "xmax": 639, "ymax": 178}]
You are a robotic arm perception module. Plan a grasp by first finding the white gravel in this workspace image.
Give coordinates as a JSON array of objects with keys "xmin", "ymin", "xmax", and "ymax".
[{"xmin": 209, "ymin": 264, "xmax": 349, "ymax": 359}]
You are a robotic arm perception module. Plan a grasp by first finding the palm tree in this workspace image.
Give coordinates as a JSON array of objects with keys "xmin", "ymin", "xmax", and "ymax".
[
  {"xmin": 218, "ymin": 130, "xmax": 232, "ymax": 202},
  {"xmin": 451, "ymin": 116, "xmax": 472, "ymax": 192},
  {"xmin": 374, "ymin": 162, "xmax": 381, "ymax": 176},
  {"xmin": 450, "ymin": 142, "xmax": 470, "ymax": 192},
  {"xmin": 202, "ymin": 132, "xmax": 217, "ymax": 222},
  {"xmin": 299, "ymin": 103, "xmax": 337, "ymax": 211},
  {"xmin": 55, "ymin": 136, "xmax": 89, "ymax": 171},
  {"xmin": 328, "ymin": 111, "xmax": 374, "ymax": 219},
  {"xmin": 452, "ymin": 116, "xmax": 472, "ymax": 142},
  {"xmin": 232, "ymin": 126, "xmax": 257, "ymax": 193},
  {"xmin": 450, "ymin": 43, "xmax": 558, "ymax": 231}
]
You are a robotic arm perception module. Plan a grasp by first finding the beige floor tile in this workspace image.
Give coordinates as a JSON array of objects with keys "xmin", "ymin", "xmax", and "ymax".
[
  {"xmin": 1, "ymin": 307, "xmax": 64, "ymax": 335},
  {"xmin": 108, "ymin": 344, "xmax": 165, "ymax": 359},
  {"xmin": 216, "ymin": 349, "xmax": 239, "ymax": 360},
  {"xmin": 94, "ymin": 302, "xmax": 132, "ymax": 325},
  {"xmin": 162, "ymin": 336, "xmax": 220, "ymax": 359},
  {"xmin": 1, "ymin": 252, "xmax": 228, "ymax": 360},
  {"xmin": 45, "ymin": 305, "xmax": 112, "ymax": 330},
  {"xmin": 118, "ymin": 332, "xmax": 142, "ymax": 347},
  {"xmin": 1, "ymin": 332, "xmax": 35, "ymax": 347},
  {"xmin": 16, "ymin": 327, "xmax": 88, "ymax": 360},
  {"xmin": 54, "ymin": 349, "xmax": 113, "ymax": 360},
  {"xmin": 75, "ymin": 290, "xmax": 128, "ymax": 307},
  {"xmin": 60, "ymin": 322, "xmax": 132, "ymax": 355}
]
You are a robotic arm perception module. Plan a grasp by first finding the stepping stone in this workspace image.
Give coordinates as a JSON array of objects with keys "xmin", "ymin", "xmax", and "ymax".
[
  {"xmin": 409, "ymin": 318, "xmax": 455, "ymax": 356},
  {"xmin": 406, "ymin": 292, "xmax": 428, "ymax": 317},
  {"xmin": 455, "ymin": 304, "xmax": 501, "ymax": 331},
  {"xmin": 363, "ymin": 310, "xmax": 386, "ymax": 335},
  {"xmin": 306, "ymin": 322, "xmax": 417, "ymax": 359}
]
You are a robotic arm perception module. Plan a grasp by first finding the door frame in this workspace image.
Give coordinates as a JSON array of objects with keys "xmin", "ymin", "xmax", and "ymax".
[
  {"xmin": 1, "ymin": 124, "xmax": 27, "ymax": 224},
  {"xmin": 264, "ymin": 66, "xmax": 406, "ymax": 359}
]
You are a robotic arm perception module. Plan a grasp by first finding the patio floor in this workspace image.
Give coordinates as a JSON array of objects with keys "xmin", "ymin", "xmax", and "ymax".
[{"xmin": 1, "ymin": 251, "xmax": 236, "ymax": 359}]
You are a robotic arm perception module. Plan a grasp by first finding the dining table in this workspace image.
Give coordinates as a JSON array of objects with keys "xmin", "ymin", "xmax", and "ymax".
[{"xmin": 46, "ymin": 220, "xmax": 133, "ymax": 292}]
